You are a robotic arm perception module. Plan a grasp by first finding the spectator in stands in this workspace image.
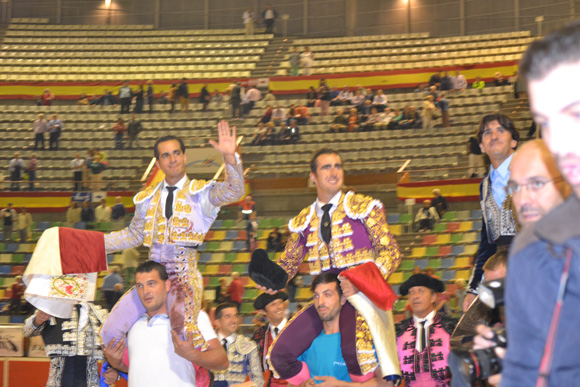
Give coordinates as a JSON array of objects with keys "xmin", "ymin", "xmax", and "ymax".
[
  {"xmin": 429, "ymin": 70, "xmax": 442, "ymax": 87},
  {"xmin": 111, "ymin": 196, "xmax": 126, "ymax": 221},
  {"xmin": 266, "ymin": 227, "xmax": 283, "ymax": 253},
  {"xmin": 246, "ymin": 212, "xmax": 259, "ymax": 252},
  {"xmin": 96, "ymin": 199, "xmax": 112, "ymax": 223},
  {"xmin": 211, "ymin": 89, "xmax": 224, "ymax": 108},
  {"xmin": 329, "ymin": 109, "xmax": 347, "ymax": 133},
  {"xmin": 167, "ymin": 83, "xmax": 177, "ymax": 113},
  {"xmin": 112, "ymin": 117, "xmax": 126, "ymax": 150},
  {"xmin": 306, "ymin": 86, "xmax": 317, "ymax": 107},
  {"xmin": 214, "ymin": 278, "xmax": 229, "ymax": 305},
  {"xmin": 328, "ymin": 87, "xmax": 341, "ymax": 106},
  {"xmin": 78, "ymin": 93, "xmax": 90, "ymax": 105},
  {"xmin": 81, "ymin": 200, "xmax": 95, "ymax": 223},
  {"xmin": 372, "ymin": 89, "xmax": 387, "ymax": 112},
  {"xmin": 271, "ymin": 105, "xmax": 286, "ymax": 126},
  {"xmin": 440, "ymin": 71, "xmax": 453, "ymax": 91},
  {"xmin": 463, "ymin": 113, "xmax": 519, "ymax": 312},
  {"xmin": 290, "ymin": 46, "xmax": 301, "ymax": 76},
  {"xmin": 126, "ymin": 113, "xmax": 142, "ymax": 149},
  {"xmin": 431, "ymin": 189, "xmax": 448, "ymax": 218},
  {"xmin": 410, "ymin": 106, "xmax": 421, "ymax": 128},
  {"xmin": 365, "ymin": 88, "xmax": 375, "ymax": 102},
  {"xmin": 493, "ymin": 72, "xmax": 508, "ymax": 86},
  {"xmin": 89, "ymin": 155, "xmax": 106, "ymax": 191},
  {"xmin": 452, "ymin": 69, "xmax": 467, "ymax": 91},
  {"xmin": 199, "ymin": 83, "xmax": 211, "ymax": 112},
  {"xmin": 361, "ymin": 107, "xmax": 381, "ymax": 131},
  {"xmin": 380, "ymin": 107, "xmax": 396, "ymax": 130},
  {"xmin": 294, "ymin": 103, "xmax": 309, "ymax": 125},
  {"xmin": 281, "ymin": 120, "xmax": 301, "ymax": 144},
  {"xmin": 133, "ymin": 84, "xmax": 145, "ymax": 114},
  {"xmin": 285, "ymin": 104, "xmax": 296, "ymax": 125},
  {"xmin": 146, "ymin": 80, "xmax": 154, "ymax": 113},
  {"xmin": 422, "ymin": 95, "xmax": 437, "ymax": 130},
  {"xmin": 119, "ymin": 81, "xmax": 132, "ymax": 114},
  {"xmin": 359, "ymin": 99, "xmax": 373, "ymax": 122},
  {"xmin": 347, "ymin": 108, "xmax": 360, "ymax": 132},
  {"xmin": 263, "ymin": 88, "xmax": 276, "ymax": 102},
  {"xmin": 245, "ymin": 85, "xmax": 262, "ymax": 116},
  {"xmin": 351, "ymin": 90, "xmax": 365, "ymax": 111},
  {"xmin": 48, "ymin": 114, "xmax": 63, "ymax": 151},
  {"xmin": 1, "ymin": 203, "xmax": 16, "ymax": 241},
  {"xmin": 39, "ymin": 88, "xmax": 55, "ymax": 106},
  {"xmin": 8, "ymin": 153, "xmax": 24, "ymax": 191},
  {"xmin": 317, "ymin": 78, "xmax": 331, "ymax": 116},
  {"xmin": 231, "ymin": 82, "xmax": 242, "ymax": 119},
  {"xmin": 178, "ymin": 77, "xmax": 190, "ymax": 112},
  {"xmin": 251, "ymin": 123, "xmax": 268, "ymax": 146},
  {"xmin": 9, "ymin": 275, "xmax": 24, "ymax": 314},
  {"xmin": 262, "ymin": 5, "xmax": 278, "ymax": 34},
  {"xmin": 472, "ymin": 76, "xmax": 485, "ymax": 90},
  {"xmin": 428, "ymin": 85, "xmax": 439, "ymax": 104},
  {"xmin": 415, "ymin": 200, "xmax": 439, "ymax": 231},
  {"xmin": 227, "ymin": 272, "xmax": 244, "ymax": 310},
  {"xmin": 389, "ymin": 108, "xmax": 403, "ymax": 129},
  {"xmin": 243, "ymin": 8, "xmax": 255, "ymax": 35},
  {"xmin": 95, "ymin": 89, "xmax": 118, "ymax": 106},
  {"xmin": 102, "ymin": 267, "xmax": 124, "ymax": 312},
  {"xmin": 414, "ymin": 83, "xmax": 429, "ymax": 93},
  {"xmin": 24, "ymin": 153, "xmax": 38, "ymax": 191},
  {"xmin": 301, "ymin": 46, "xmax": 314, "ymax": 76},
  {"xmin": 513, "ymin": 69, "xmax": 527, "ymax": 99},
  {"xmin": 337, "ymin": 85, "xmax": 352, "ymax": 105},
  {"xmin": 257, "ymin": 105, "xmax": 273, "ymax": 125},
  {"xmin": 439, "ymin": 91, "xmax": 451, "ymax": 128},
  {"xmin": 32, "ymin": 113, "xmax": 49, "ymax": 150},
  {"xmin": 70, "ymin": 152, "xmax": 84, "ymax": 191},
  {"xmin": 66, "ymin": 202, "xmax": 82, "ymax": 224},
  {"xmin": 264, "ymin": 122, "xmax": 278, "ymax": 145},
  {"xmin": 466, "ymin": 137, "xmax": 485, "ymax": 178}
]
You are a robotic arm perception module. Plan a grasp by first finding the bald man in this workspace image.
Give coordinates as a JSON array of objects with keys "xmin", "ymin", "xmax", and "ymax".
[{"xmin": 507, "ymin": 139, "xmax": 571, "ymax": 227}]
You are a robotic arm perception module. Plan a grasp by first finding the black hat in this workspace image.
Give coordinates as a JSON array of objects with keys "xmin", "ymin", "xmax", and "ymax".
[
  {"xmin": 247, "ymin": 249, "xmax": 288, "ymax": 291},
  {"xmin": 253, "ymin": 291, "xmax": 289, "ymax": 311},
  {"xmin": 399, "ymin": 274, "xmax": 444, "ymax": 296}
]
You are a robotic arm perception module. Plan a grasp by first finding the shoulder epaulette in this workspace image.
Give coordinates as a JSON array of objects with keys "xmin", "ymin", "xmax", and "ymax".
[
  {"xmin": 236, "ymin": 334, "xmax": 258, "ymax": 355},
  {"xmin": 439, "ymin": 313, "xmax": 460, "ymax": 335},
  {"xmin": 288, "ymin": 203, "xmax": 316, "ymax": 233},
  {"xmin": 395, "ymin": 318, "xmax": 413, "ymax": 338},
  {"xmin": 343, "ymin": 191, "xmax": 383, "ymax": 220},
  {"xmin": 189, "ymin": 179, "xmax": 214, "ymax": 195},
  {"xmin": 134, "ymin": 183, "xmax": 161, "ymax": 205}
]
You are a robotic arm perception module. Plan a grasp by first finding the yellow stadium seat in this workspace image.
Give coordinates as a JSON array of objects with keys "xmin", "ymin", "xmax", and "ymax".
[
  {"xmin": 457, "ymin": 221, "xmax": 473, "ymax": 232},
  {"xmin": 235, "ymin": 252, "xmax": 251, "ymax": 262},
  {"xmin": 0, "ymin": 254, "xmax": 11, "ymax": 263},
  {"xmin": 388, "ymin": 272, "xmax": 404, "ymax": 284},
  {"xmin": 455, "ymin": 270, "xmax": 471, "ymax": 281},
  {"xmin": 390, "ymin": 225, "xmax": 402, "ymax": 236},
  {"xmin": 452, "ymin": 257, "xmax": 471, "ymax": 268},
  {"xmin": 410, "ymin": 247, "xmax": 426, "ymax": 258},
  {"xmin": 462, "ymin": 232, "xmax": 477, "ymax": 243},
  {"xmin": 210, "ymin": 231, "xmax": 227, "ymax": 241},
  {"xmin": 210, "ymin": 253, "xmax": 225, "ymax": 262},
  {"xmin": 204, "ymin": 265, "xmax": 219, "ymax": 275},
  {"xmin": 257, "ymin": 240, "xmax": 267, "ymax": 250},
  {"xmin": 219, "ymin": 241, "xmax": 234, "ymax": 251},
  {"xmin": 434, "ymin": 234, "xmax": 451, "ymax": 245},
  {"xmin": 461, "ymin": 244, "xmax": 478, "ymax": 256},
  {"xmin": 296, "ymin": 287, "xmax": 313, "ymax": 299}
]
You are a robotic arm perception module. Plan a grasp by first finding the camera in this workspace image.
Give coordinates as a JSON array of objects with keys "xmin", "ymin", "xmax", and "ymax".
[{"xmin": 450, "ymin": 278, "xmax": 506, "ymax": 385}]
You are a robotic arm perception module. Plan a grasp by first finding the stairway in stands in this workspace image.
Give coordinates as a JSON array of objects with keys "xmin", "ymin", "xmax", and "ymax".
[{"xmin": 251, "ymin": 36, "xmax": 293, "ymax": 78}]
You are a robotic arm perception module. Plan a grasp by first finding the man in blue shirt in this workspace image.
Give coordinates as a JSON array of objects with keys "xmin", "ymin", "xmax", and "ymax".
[
  {"xmin": 463, "ymin": 113, "xmax": 519, "ymax": 311},
  {"xmin": 297, "ymin": 273, "xmax": 390, "ymax": 386}
]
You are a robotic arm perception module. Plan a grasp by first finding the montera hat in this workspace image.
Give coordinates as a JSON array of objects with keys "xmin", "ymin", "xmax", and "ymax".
[
  {"xmin": 399, "ymin": 273, "xmax": 444, "ymax": 296},
  {"xmin": 253, "ymin": 291, "xmax": 288, "ymax": 310}
]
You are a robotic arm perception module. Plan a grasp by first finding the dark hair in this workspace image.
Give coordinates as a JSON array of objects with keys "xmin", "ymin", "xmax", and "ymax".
[
  {"xmin": 309, "ymin": 148, "xmax": 342, "ymax": 174},
  {"xmin": 475, "ymin": 113, "xmax": 520, "ymax": 146},
  {"xmin": 135, "ymin": 260, "xmax": 168, "ymax": 281},
  {"xmin": 154, "ymin": 135, "xmax": 186, "ymax": 159},
  {"xmin": 310, "ymin": 272, "xmax": 342, "ymax": 297},
  {"xmin": 520, "ymin": 21, "xmax": 580, "ymax": 83},
  {"xmin": 215, "ymin": 302, "xmax": 238, "ymax": 319}
]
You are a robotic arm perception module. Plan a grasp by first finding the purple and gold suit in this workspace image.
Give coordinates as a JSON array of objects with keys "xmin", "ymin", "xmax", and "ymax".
[
  {"xmin": 269, "ymin": 191, "xmax": 402, "ymax": 383},
  {"xmin": 101, "ymin": 160, "xmax": 244, "ymax": 349}
]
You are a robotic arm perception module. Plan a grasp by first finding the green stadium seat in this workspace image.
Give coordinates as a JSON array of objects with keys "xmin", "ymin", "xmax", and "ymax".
[
  {"xmin": 443, "ymin": 212, "xmax": 457, "ymax": 221},
  {"xmin": 209, "ymin": 277, "xmax": 221, "ymax": 287},
  {"xmin": 222, "ymin": 220, "xmax": 236, "ymax": 229},
  {"xmin": 398, "ymin": 260, "xmax": 415, "ymax": 271},
  {"xmin": 428, "ymin": 258, "xmax": 442, "ymax": 269},
  {"xmin": 240, "ymin": 302, "xmax": 254, "ymax": 314},
  {"xmin": 12, "ymin": 254, "xmax": 24, "ymax": 263},
  {"xmin": 259, "ymin": 219, "xmax": 273, "ymax": 229},
  {"xmin": 450, "ymin": 233, "xmax": 464, "ymax": 244},
  {"xmin": 243, "ymin": 288, "xmax": 259, "ymax": 299},
  {"xmin": 425, "ymin": 246, "xmax": 439, "ymax": 257},
  {"xmin": 205, "ymin": 242, "xmax": 220, "ymax": 252},
  {"xmin": 232, "ymin": 264, "xmax": 247, "ymax": 274},
  {"xmin": 433, "ymin": 223, "xmax": 447, "ymax": 233},
  {"xmin": 224, "ymin": 253, "xmax": 237, "ymax": 262},
  {"xmin": 399, "ymin": 214, "xmax": 412, "ymax": 224}
]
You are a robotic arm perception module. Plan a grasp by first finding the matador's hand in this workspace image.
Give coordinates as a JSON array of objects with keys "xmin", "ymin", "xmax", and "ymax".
[{"xmin": 210, "ymin": 120, "xmax": 237, "ymax": 164}]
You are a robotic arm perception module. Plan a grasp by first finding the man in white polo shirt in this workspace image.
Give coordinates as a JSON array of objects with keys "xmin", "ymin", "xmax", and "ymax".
[{"xmin": 103, "ymin": 261, "xmax": 228, "ymax": 386}]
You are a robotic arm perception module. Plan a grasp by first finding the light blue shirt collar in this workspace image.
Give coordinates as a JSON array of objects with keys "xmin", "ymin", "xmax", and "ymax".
[{"xmin": 489, "ymin": 153, "xmax": 513, "ymax": 206}]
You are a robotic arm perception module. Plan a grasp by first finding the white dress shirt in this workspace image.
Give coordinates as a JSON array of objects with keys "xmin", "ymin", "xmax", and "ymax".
[{"xmin": 413, "ymin": 310, "xmax": 435, "ymax": 351}]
